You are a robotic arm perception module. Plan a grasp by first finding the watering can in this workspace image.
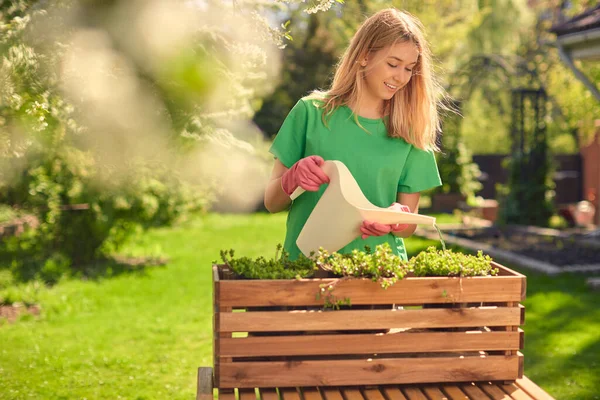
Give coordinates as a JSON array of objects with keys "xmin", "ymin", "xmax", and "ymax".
[{"xmin": 290, "ymin": 160, "xmax": 436, "ymax": 256}]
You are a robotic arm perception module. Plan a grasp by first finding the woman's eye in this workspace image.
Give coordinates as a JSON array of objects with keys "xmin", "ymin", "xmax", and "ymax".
[
  {"xmin": 388, "ymin": 63, "xmax": 398, "ymax": 68},
  {"xmin": 405, "ymin": 68, "xmax": 413, "ymax": 73}
]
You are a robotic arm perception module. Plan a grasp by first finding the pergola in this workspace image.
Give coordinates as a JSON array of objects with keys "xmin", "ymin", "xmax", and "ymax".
[{"xmin": 550, "ymin": 4, "xmax": 600, "ymax": 101}]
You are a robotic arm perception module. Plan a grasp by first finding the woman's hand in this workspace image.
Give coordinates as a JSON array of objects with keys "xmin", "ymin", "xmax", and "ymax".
[
  {"xmin": 280, "ymin": 156, "xmax": 330, "ymax": 196},
  {"xmin": 360, "ymin": 203, "xmax": 411, "ymax": 239}
]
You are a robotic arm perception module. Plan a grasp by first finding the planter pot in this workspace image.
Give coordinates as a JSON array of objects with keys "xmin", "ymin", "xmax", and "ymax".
[
  {"xmin": 478, "ymin": 199, "xmax": 499, "ymax": 222},
  {"xmin": 212, "ymin": 263, "xmax": 526, "ymax": 389},
  {"xmin": 431, "ymin": 193, "xmax": 466, "ymax": 213}
]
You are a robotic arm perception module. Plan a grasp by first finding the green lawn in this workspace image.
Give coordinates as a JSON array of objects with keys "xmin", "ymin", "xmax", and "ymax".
[{"xmin": 0, "ymin": 213, "xmax": 598, "ymax": 399}]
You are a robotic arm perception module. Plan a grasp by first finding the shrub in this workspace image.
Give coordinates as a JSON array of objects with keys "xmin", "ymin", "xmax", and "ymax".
[{"xmin": 0, "ymin": 146, "xmax": 212, "ymax": 283}]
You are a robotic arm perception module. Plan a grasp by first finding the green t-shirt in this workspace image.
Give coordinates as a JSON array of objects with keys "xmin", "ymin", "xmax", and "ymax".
[{"xmin": 270, "ymin": 97, "xmax": 442, "ymax": 260}]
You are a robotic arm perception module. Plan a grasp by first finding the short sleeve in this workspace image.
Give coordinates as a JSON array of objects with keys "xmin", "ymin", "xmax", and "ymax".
[
  {"xmin": 269, "ymin": 100, "xmax": 308, "ymax": 168},
  {"xmin": 397, "ymin": 147, "xmax": 442, "ymax": 193}
]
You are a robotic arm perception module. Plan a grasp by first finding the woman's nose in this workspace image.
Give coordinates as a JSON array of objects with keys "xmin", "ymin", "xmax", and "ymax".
[{"xmin": 395, "ymin": 69, "xmax": 412, "ymax": 86}]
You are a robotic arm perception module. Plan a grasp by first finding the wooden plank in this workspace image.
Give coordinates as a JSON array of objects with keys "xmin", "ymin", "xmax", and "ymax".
[
  {"xmin": 421, "ymin": 386, "xmax": 448, "ymax": 400},
  {"xmin": 213, "ymin": 266, "xmax": 222, "ymax": 388},
  {"xmin": 478, "ymin": 382, "xmax": 511, "ymax": 399},
  {"xmin": 502, "ymin": 302, "xmax": 519, "ymax": 368},
  {"xmin": 220, "ymin": 331, "xmax": 521, "ymax": 357},
  {"xmin": 239, "ymin": 389, "xmax": 257, "ymax": 400},
  {"xmin": 401, "ymin": 387, "xmax": 427, "ymax": 400},
  {"xmin": 518, "ymin": 352, "xmax": 524, "ymax": 379},
  {"xmin": 341, "ymin": 388, "xmax": 364, "ymax": 400},
  {"xmin": 519, "ymin": 328, "xmax": 524, "ymax": 349},
  {"xmin": 220, "ymin": 307, "xmax": 522, "ymax": 332},
  {"xmin": 342, "ymin": 387, "xmax": 365, "ymax": 400},
  {"xmin": 218, "ymin": 275, "xmax": 524, "ymax": 307},
  {"xmin": 258, "ymin": 388, "xmax": 279, "ymax": 400},
  {"xmin": 218, "ymin": 390, "xmax": 236, "ymax": 400},
  {"xmin": 217, "ymin": 304, "xmax": 232, "ymax": 387},
  {"xmin": 460, "ymin": 383, "xmax": 491, "ymax": 399},
  {"xmin": 218, "ymin": 355, "xmax": 521, "ymax": 388},
  {"xmin": 300, "ymin": 388, "xmax": 322, "ymax": 400},
  {"xmin": 362, "ymin": 388, "xmax": 386, "ymax": 400},
  {"xmin": 494, "ymin": 263, "xmax": 526, "ymax": 279},
  {"xmin": 321, "ymin": 388, "xmax": 344, "ymax": 400},
  {"xmin": 380, "ymin": 386, "xmax": 407, "ymax": 400},
  {"xmin": 196, "ymin": 367, "xmax": 213, "ymax": 400},
  {"xmin": 280, "ymin": 388, "xmax": 300, "ymax": 400},
  {"xmin": 501, "ymin": 383, "xmax": 536, "ymax": 400},
  {"xmin": 439, "ymin": 385, "xmax": 469, "ymax": 400},
  {"xmin": 515, "ymin": 377, "xmax": 555, "ymax": 400}
]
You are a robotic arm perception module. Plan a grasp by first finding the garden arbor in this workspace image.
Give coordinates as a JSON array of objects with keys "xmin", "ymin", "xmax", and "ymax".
[{"xmin": 445, "ymin": 54, "xmax": 555, "ymax": 226}]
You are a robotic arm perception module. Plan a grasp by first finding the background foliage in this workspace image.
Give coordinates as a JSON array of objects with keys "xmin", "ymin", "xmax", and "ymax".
[{"xmin": 1, "ymin": 0, "xmax": 599, "ymax": 282}]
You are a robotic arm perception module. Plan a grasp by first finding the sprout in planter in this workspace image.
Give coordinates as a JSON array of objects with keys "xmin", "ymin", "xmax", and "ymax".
[
  {"xmin": 409, "ymin": 246, "xmax": 497, "ymax": 277},
  {"xmin": 315, "ymin": 243, "xmax": 409, "ymax": 289},
  {"xmin": 219, "ymin": 244, "xmax": 317, "ymax": 280}
]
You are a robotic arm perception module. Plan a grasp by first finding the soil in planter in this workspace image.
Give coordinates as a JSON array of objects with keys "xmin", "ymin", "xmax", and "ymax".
[{"xmin": 449, "ymin": 227, "xmax": 600, "ymax": 267}]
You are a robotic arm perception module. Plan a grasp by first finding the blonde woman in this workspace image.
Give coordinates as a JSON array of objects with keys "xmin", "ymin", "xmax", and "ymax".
[{"xmin": 264, "ymin": 8, "xmax": 444, "ymax": 261}]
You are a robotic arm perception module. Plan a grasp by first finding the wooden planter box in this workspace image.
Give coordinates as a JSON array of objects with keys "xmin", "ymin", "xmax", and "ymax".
[{"xmin": 212, "ymin": 262, "xmax": 526, "ymax": 389}]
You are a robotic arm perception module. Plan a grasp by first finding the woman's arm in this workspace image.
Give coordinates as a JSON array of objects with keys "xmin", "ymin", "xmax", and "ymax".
[
  {"xmin": 264, "ymin": 159, "xmax": 293, "ymax": 213},
  {"xmin": 392, "ymin": 192, "xmax": 421, "ymax": 238}
]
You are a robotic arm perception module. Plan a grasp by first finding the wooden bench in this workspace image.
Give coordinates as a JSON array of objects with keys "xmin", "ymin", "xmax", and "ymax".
[{"xmin": 198, "ymin": 264, "xmax": 555, "ymax": 400}]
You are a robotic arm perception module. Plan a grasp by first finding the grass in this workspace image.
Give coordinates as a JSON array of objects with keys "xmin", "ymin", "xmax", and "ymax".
[{"xmin": 0, "ymin": 212, "xmax": 598, "ymax": 399}]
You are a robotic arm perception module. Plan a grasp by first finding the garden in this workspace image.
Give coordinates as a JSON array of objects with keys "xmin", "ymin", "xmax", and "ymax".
[{"xmin": 1, "ymin": 1, "xmax": 600, "ymax": 399}]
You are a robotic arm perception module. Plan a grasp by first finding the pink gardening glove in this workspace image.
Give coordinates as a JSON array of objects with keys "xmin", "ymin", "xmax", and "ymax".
[
  {"xmin": 281, "ymin": 156, "xmax": 330, "ymax": 196},
  {"xmin": 360, "ymin": 203, "xmax": 411, "ymax": 239}
]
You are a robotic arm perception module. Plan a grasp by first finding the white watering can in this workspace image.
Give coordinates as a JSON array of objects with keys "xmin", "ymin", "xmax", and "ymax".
[{"xmin": 290, "ymin": 160, "xmax": 436, "ymax": 256}]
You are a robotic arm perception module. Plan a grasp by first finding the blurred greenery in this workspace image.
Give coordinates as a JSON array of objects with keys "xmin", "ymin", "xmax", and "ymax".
[
  {"xmin": 1, "ymin": 0, "xmax": 598, "ymax": 282},
  {"xmin": 0, "ymin": 0, "xmax": 331, "ymax": 282},
  {"xmin": 253, "ymin": 0, "xmax": 598, "ymax": 228}
]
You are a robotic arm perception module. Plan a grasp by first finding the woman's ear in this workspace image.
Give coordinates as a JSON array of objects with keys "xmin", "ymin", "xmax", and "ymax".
[{"xmin": 358, "ymin": 52, "xmax": 369, "ymax": 67}]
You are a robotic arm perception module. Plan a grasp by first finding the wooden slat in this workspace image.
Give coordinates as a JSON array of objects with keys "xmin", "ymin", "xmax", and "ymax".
[
  {"xmin": 280, "ymin": 388, "xmax": 300, "ymax": 400},
  {"xmin": 503, "ymin": 302, "xmax": 520, "ymax": 364},
  {"xmin": 218, "ymin": 355, "xmax": 520, "ymax": 388},
  {"xmin": 220, "ymin": 331, "xmax": 521, "ymax": 357},
  {"xmin": 196, "ymin": 367, "xmax": 213, "ymax": 400},
  {"xmin": 362, "ymin": 388, "xmax": 386, "ymax": 400},
  {"xmin": 515, "ymin": 377, "xmax": 554, "ymax": 399},
  {"xmin": 460, "ymin": 383, "xmax": 491, "ymax": 399},
  {"xmin": 401, "ymin": 387, "xmax": 427, "ymax": 400},
  {"xmin": 301, "ymin": 388, "xmax": 323, "ymax": 400},
  {"xmin": 220, "ymin": 307, "xmax": 522, "ymax": 332},
  {"xmin": 381, "ymin": 386, "xmax": 408, "ymax": 400},
  {"xmin": 218, "ymin": 390, "xmax": 236, "ymax": 400},
  {"xmin": 439, "ymin": 385, "xmax": 469, "ymax": 399},
  {"xmin": 216, "ymin": 381, "xmax": 552, "ymax": 400},
  {"xmin": 218, "ymin": 275, "xmax": 524, "ymax": 307},
  {"xmin": 321, "ymin": 388, "xmax": 344, "ymax": 400},
  {"xmin": 341, "ymin": 388, "xmax": 364, "ymax": 400},
  {"xmin": 258, "ymin": 389, "xmax": 279, "ymax": 400},
  {"xmin": 213, "ymin": 266, "xmax": 222, "ymax": 387},
  {"xmin": 421, "ymin": 386, "xmax": 447, "ymax": 399},
  {"xmin": 478, "ymin": 382, "xmax": 511, "ymax": 399},
  {"xmin": 501, "ymin": 383, "xmax": 536, "ymax": 400},
  {"xmin": 239, "ymin": 389, "xmax": 257, "ymax": 400}
]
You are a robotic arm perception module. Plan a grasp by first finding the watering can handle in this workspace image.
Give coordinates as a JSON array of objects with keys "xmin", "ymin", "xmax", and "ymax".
[{"xmin": 290, "ymin": 187, "xmax": 305, "ymax": 201}]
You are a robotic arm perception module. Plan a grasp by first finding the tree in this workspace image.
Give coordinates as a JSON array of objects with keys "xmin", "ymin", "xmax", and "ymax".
[{"xmin": 0, "ymin": 0, "xmax": 340, "ymax": 282}]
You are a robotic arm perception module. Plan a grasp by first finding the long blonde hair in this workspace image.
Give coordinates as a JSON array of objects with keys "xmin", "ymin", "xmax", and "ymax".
[{"xmin": 312, "ymin": 8, "xmax": 446, "ymax": 151}]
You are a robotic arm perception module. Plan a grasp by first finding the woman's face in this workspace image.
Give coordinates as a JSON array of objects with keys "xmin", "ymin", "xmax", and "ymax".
[{"xmin": 361, "ymin": 40, "xmax": 419, "ymax": 104}]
